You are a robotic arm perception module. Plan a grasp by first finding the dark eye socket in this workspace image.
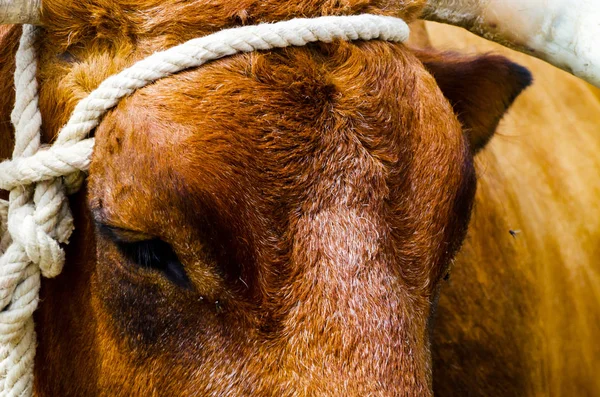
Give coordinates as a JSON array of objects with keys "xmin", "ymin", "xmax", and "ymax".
[{"xmin": 116, "ymin": 239, "xmax": 191, "ymax": 289}]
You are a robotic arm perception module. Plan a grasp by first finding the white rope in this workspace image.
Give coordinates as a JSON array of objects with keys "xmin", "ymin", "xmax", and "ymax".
[{"xmin": 0, "ymin": 14, "xmax": 409, "ymax": 396}]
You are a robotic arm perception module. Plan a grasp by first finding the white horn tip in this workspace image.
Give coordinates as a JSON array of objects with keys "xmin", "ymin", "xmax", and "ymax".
[
  {"xmin": 533, "ymin": 4, "xmax": 600, "ymax": 88},
  {"xmin": 422, "ymin": 0, "xmax": 600, "ymax": 88}
]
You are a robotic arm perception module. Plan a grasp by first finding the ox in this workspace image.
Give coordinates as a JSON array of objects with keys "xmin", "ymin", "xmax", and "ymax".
[{"xmin": 0, "ymin": 0, "xmax": 599, "ymax": 396}]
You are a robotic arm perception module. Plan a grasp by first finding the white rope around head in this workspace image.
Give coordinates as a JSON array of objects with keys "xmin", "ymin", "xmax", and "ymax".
[{"xmin": 0, "ymin": 14, "xmax": 410, "ymax": 396}]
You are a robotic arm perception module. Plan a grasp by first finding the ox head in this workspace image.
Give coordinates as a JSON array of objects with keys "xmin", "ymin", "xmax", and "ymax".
[{"xmin": 0, "ymin": 0, "xmax": 539, "ymax": 395}]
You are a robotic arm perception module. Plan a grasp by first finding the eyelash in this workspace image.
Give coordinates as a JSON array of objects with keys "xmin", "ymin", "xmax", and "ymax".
[{"xmin": 116, "ymin": 239, "xmax": 191, "ymax": 288}]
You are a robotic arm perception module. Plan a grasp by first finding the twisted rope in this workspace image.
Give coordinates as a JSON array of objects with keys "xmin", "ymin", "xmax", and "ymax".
[{"xmin": 0, "ymin": 14, "xmax": 409, "ymax": 396}]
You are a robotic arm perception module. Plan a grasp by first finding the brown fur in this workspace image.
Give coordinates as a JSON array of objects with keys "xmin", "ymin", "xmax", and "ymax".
[{"xmin": 0, "ymin": 2, "xmax": 539, "ymax": 396}]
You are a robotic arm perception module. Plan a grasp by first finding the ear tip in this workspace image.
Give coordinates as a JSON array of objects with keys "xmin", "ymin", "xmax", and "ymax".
[
  {"xmin": 482, "ymin": 54, "xmax": 533, "ymax": 90},
  {"xmin": 508, "ymin": 61, "xmax": 534, "ymax": 92},
  {"xmin": 498, "ymin": 60, "xmax": 534, "ymax": 108},
  {"xmin": 483, "ymin": 55, "xmax": 534, "ymax": 104}
]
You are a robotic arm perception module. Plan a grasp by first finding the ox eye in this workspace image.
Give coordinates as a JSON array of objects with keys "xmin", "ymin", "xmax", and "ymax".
[
  {"xmin": 116, "ymin": 239, "xmax": 191, "ymax": 288},
  {"xmin": 57, "ymin": 50, "xmax": 78, "ymax": 63}
]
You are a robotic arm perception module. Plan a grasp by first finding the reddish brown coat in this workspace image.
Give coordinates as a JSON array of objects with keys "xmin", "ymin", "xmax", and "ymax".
[{"xmin": 0, "ymin": 1, "xmax": 578, "ymax": 396}]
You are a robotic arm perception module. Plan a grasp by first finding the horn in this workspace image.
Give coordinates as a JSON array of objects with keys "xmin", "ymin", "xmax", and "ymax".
[
  {"xmin": 0, "ymin": 0, "xmax": 41, "ymax": 24},
  {"xmin": 422, "ymin": 0, "xmax": 600, "ymax": 88}
]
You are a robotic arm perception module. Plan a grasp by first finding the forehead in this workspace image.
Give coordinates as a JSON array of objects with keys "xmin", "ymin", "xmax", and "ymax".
[{"xmin": 86, "ymin": 40, "xmax": 468, "ymax": 230}]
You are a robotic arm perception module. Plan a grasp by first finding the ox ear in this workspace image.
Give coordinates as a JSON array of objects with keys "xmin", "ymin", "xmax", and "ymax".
[{"xmin": 416, "ymin": 50, "xmax": 533, "ymax": 153}]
